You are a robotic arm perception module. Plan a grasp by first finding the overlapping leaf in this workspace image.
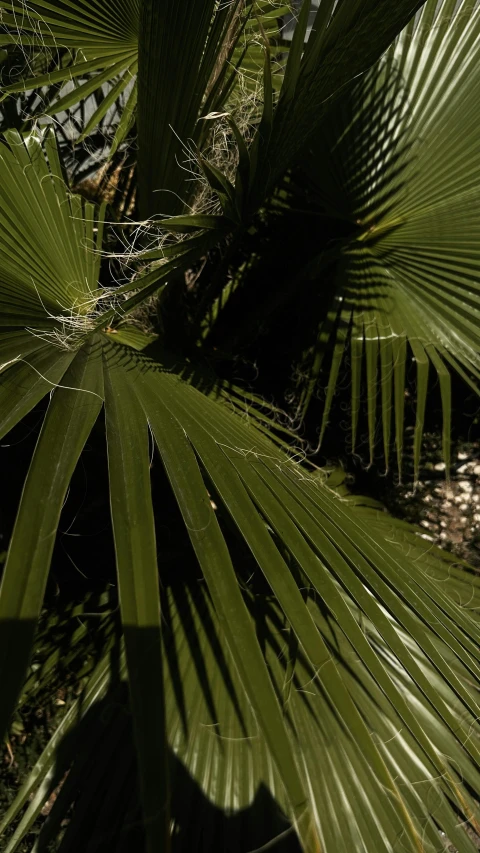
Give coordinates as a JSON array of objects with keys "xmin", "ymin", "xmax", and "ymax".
[
  {"xmin": 3, "ymin": 489, "xmax": 480, "ymax": 851},
  {"xmin": 0, "ymin": 127, "xmax": 105, "ymax": 327},
  {"xmin": 294, "ymin": 0, "xmax": 480, "ymax": 479},
  {"xmin": 192, "ymin": 0, "xmax": 425, "ymax": 226},
  {"xmin": 246, "ymin": 0, "xmax": 426, "ymax": 206},
  {"xmin": 137, "ymin": 0, "xmax": 247, "ymax": 216},
  {"xmin": 0, "ymin": 1, "xmax": 281, "ymax": 216},
  {"xmin": 230, "ymin": 0, "xmax": 292, "ymax": 96},
  {"xmin": 0, "ymin": 0, "xmax": 139, "ymax": 151},
  {"xmin": 2, "ymin": 321, "xmax": 480, "ymax": 849},
  {"xmin": 3, "ymin": 14, "xmax": 480, "ymax": 850}
]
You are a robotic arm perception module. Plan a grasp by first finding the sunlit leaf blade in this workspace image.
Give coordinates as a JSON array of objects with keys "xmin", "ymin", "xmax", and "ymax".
[
  {"xmin": 0, "ymin": 330, "xmax": 45, "ymax": 365},
  {"xmin": 3, "ymin": 518, "xmax": 480, "ymax": 851},
  {"xmin": 103, "ymin": 350, "xmax": 169, "ymax": 853},
  {"xmin": 0, "ymin": 127, "xmax": 105, "ymax": 324},
  {"xmin": 109, "ymin": 74, "xmax": 138, "ymax": 157},
  {"xmin": 75, "ymin": 59, "xmax": 137, "ymax": 142},
  {"xmin": 0, "ymin": 345, "xmax": 75, "ymax": 438},
  {"xmin": 0, "ymin": 338, "xmax": 103, "ymax": 741},
  {"xmin": 137, "ymin": 373, "xmax": 430, "ymax": 849},
  {"xmin": 296, "ymin": 0, "xmax": 480, "ymax": 478},
  {"xmin": 1, "ymin": 331, "xmax": 480, "ymax": 850},
  {"xmin": 161, "ymin": 369, "xmax": 480, "ymax": 698},
  {"xmin": 94, "ymin": 340, "xmax": 480, "ymax": 849},
  {"xmin": 2, "ymin": 8, "xmax": 480, "ymax": 845},
  {"xmin": 163, "ymin": 571, "xmax": 480, "ymax": 852},
  {"xmin": 132, "ymin": 358, "xmax": 318, "ymax": 851}
]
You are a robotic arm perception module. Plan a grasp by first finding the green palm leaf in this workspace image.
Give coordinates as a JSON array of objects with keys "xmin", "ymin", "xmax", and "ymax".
[
  {"xmin": 3, "ymin": 534, "xmax": 480, "ymax": 851},
  {"xmin": 0, "ymin": 1, "xmax": 423, "ymax": 220},
  {"xmin": 247, "ymin": 0, "xmax": 426, "ymax": 207},
  {"xmin": 189, "ymin": 0, "xmax": 425, "ymax": 226},
  {"xmin": 103, "ymin": 357, "xmax": 170, "ymax": 853},
  {"xmin": 137, "ymin": 0, "xmax": 246, "ymax": 216},
  {"xmin": 0, "ymin": 338, "xmax": 103, "ymax": 740},
  {"xmin": 227, "ymin": 1, "xmax": 292, "ymax": 99},
  {"xmin": 0, "ymin": 127, "xmax": 105, "ymax": 325},
  {"xmin": 3, "ymin": 321, "xmax": 480, "ymax": 849},
  {"xmin": 293, "ymin": 0, "xmax": 480, "ymax": 480},
  {"xmin": 3, "ymin": 33, "xmax": 480, "ymax": 851}
]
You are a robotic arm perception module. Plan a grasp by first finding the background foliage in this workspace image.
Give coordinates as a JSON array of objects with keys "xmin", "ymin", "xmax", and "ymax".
[{"xmin": 1, "ymin": 1, "xmax": 480, "ymax": 851}]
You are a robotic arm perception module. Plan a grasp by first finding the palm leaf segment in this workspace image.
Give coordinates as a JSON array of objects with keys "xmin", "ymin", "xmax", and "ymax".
[
  {"xmin": 298, "ymin": 0, "xmax": 480, "ymax": 480},
  {"xmin": 0, "ymin": 0, "xmax": 424, "ymax": 221},
  {"xmin": 1, "ymin": 130, "xmax": 480, "ymax": 852},
  {"xmin": 0, "ymin": 127, "xmax": 105, "ymax": 328},
  {"xmin": 234, "ymin": 1, "xmax": 292, "ymax": 94}
]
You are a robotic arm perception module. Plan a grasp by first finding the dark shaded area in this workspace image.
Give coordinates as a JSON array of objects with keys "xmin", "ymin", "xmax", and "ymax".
[
  {"xmin": 40, "ymin": 690, "xmax": 300, "ymax": 853},
  {"xmin": 1, "ymin": 603, "xmax": 301, "ymax": 853}
]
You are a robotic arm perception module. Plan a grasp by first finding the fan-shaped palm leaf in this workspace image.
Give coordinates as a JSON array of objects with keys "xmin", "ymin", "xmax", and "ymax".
[
  {"xmin": 136, "ymin": 0, "xmax": 250, "ymax": 216},
  {"xmin": 1, "ymin": 128, "xmax": 480, "ymax": 851},
  {"xmin": 292, "ymin": 0, "xmax": 480, "ymax": 481},
  {"xmin": 243, "ymin": 0, "xmax": 426, "ymax": 208},
  {"xmin": 187, "ymin": 0, "xmax": 425, "ymax": 230},
  {"xmin": 2, "ymin": 503, "xmax": 480, "ymax": 852}
]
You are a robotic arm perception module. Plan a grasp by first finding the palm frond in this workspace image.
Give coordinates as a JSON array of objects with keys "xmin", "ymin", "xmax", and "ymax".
[
  {"xmin": 293, "ymin": 0, "xmax": 480, "ymax": 480},
  {"xmin": 192, "ymin": 0, "xmax": 424, "ymax": 224},
  {"xmin": 248, "ymin": 0, "xmax": 426, "ymax": 204},
  {"xmin": 0, "ymin": 1, "xmax": 271, "ymax": 217},
  {"xmin": 137, "ymin": 0, "xmax": 248, "ymax": 217},
  {"xmin": 0, "ymin": 127, "xmax": 105, "ymax": 326},
  {"xmin": 3, "ymin": 320, "xmax": 480, "ymax": 849},
  {"xmin": 136, "ymin": 0, "xmax": 291, "ymax": 218},
  {"xmin": 3, "ymin": 487, "xmax": 480, "ymax": 851},
  {"xmin": 3, "ymin": 27, "xmax": 480, "ymax": 851},
  {"xmin": 229, "ymin": 1, "xmax": 292, "ymax": 97}
]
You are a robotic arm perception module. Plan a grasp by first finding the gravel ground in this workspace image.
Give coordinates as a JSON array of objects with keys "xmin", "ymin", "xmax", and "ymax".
[{"xmin": 385, "ymin": 441, "xmax": 480, "ymax": 569}]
